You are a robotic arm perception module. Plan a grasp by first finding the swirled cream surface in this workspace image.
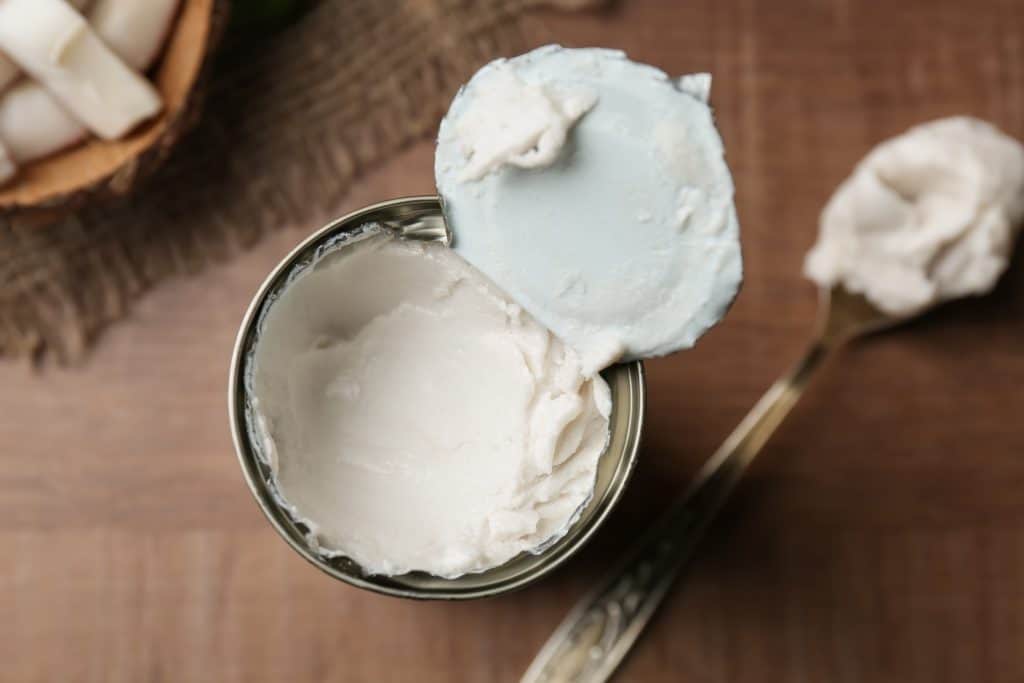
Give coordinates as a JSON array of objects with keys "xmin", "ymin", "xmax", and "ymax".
[
  {"xmin": 250, "ymin": 234, "xmax": 611, "ymax": 578},
  {"xmin": 805, "ymin": 117, "xmax": 1024, "ymax": 315}
]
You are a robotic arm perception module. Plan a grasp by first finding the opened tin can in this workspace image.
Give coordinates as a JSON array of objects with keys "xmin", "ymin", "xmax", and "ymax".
[{"xmin": 228, "ymin": 196, "xmax": 645, "ymax": 600}]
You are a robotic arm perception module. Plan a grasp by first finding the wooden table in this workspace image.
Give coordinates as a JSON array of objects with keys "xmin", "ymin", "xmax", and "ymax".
[{"xmin": 3, "ymin": 1, "xmax": 1024, "ymax": 680}]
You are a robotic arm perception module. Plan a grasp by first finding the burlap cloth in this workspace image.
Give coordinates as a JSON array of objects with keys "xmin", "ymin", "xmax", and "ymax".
[{"xmin": 0, "ymin": 0, "xmax": 601, "ymax": 363}]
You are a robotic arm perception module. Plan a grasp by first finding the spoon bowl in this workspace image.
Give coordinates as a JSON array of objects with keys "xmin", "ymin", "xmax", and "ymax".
[{"xmin": 816, "ymin": 284, "xmax": 903, "ymax": 345}]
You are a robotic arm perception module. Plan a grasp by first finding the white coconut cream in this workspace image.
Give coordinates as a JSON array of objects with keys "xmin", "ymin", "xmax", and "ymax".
[
  {"xmin": 249, "ymin": 235, "xmax": 611, "ymax": 578},
  {"xmin": 436, "ymin": 45, "xmax": 743, "ymax": 374},
  {"xmin": 805, "ymin": 117, "xmax": 1024, "ymax": 315}
]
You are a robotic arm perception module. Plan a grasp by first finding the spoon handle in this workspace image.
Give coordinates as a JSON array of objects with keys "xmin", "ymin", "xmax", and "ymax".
[{"xmin": 520, "ymin": 341, "xmax": 831, "ymax": 683}]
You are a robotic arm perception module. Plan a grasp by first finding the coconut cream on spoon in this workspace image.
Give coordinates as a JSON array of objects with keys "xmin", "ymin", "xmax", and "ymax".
[{"xmin": 805, "ymin": 117, "xmax": 1024, "ymax": 315}]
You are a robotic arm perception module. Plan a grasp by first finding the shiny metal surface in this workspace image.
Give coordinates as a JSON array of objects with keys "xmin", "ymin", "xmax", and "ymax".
[
  {"xmin": 229, "ymin": 196, "xmax": 645, "ymax": 600},
  {"xmin": 521, "ymin": 285, "xmax": 899, "ymax": 682}
]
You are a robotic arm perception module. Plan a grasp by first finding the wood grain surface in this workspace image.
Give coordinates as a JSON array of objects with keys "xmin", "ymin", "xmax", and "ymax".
[{"xmin": 3, "ymin": 0, "xmax": 1024, "ymax": 681}]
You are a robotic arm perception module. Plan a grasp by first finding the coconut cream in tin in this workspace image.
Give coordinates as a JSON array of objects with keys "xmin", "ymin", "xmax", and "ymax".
[{"xmin": 249, "ymin": 233, "xmax": 612, "ymax": 578}]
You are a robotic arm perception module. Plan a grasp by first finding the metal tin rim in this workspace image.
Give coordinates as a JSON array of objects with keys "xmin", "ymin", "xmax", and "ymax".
[{"xmin": 228, "ymin": 196, "xmax": 645, "ymax": 600}]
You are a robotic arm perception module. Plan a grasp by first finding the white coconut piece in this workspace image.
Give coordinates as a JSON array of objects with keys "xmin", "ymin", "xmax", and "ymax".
[
  {"xmin": 0, "ymin": 0, "xmax": 162, "ymax": 140},
  {"xmin": 90, "ymin": 0, "xmax": 180, "ymax": 72},
  {"xmin": 0, "ymin": 0, "xmax": 93, "ymax": 94},
  {"xmin": 0, "ymin": 0, "xmax": 176, "ymax": 168},
  {"xmin": 0, "ymin": 80, "xmax": 87, "ymax": 163}
]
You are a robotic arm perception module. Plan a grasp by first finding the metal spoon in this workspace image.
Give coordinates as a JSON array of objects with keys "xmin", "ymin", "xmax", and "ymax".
[{"xmin": 521, "ymin": 284, "xmax": 901, "ymax": 683}]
